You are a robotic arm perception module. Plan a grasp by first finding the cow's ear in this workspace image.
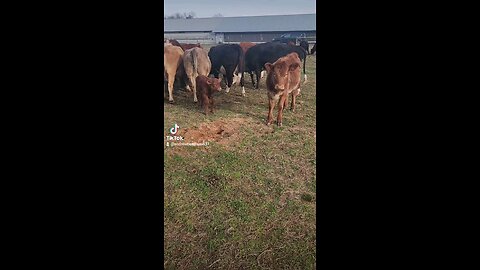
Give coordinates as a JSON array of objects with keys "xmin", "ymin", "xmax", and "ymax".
[
  {"xmin": 289, "ymin": 63, "xmax": 300, "ymax": 71},
  {"xmin": 206, "ymin": 79, "xmax": 212, "ymax": 85},
  {"xmin": 265, "ymin": 63, "xmax": 273, "ymax": 72}
]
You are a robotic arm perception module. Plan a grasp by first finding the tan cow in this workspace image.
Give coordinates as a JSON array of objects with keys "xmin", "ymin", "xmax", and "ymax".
[
  {"xmin": 182, "ymin": 47, "xmax": 211, "ymax": 103},
  {"xmin": 264, "ymin": 53, "xmax": 302, "ymax": 126},
  {"xmin": 164, "ymin": 45, "xmax": 184, "ymax": 103}
]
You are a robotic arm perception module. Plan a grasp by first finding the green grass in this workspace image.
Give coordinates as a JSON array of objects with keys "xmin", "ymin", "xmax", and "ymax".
[{"xmin": 164, "ymin": 48, "xmax": 316, "ymax": 269}]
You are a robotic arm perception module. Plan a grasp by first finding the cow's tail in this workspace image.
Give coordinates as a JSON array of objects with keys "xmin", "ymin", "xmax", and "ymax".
[
  {"xmin": 191, "ymin": 48, "xmax": 198, "ymax": 77},
  {"xmin": 236, "ymin": 45, "xmax": 245, "ymax": 88},
  {"xmin": 302, "ymin": 47, "xmax": 307, "ymax": 84},
  {"xmin": 303, "ymin": 52, "xmax": 307, "ymax": 84}
]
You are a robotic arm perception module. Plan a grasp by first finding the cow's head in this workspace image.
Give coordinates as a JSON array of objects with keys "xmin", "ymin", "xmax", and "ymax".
[
  {"xmin": 265, "ymin": 61, "xmax": 289, "ymax": 90},
  {"xmin": 207, "ymin": 78, "xmax": 222, "ymax": 92}
]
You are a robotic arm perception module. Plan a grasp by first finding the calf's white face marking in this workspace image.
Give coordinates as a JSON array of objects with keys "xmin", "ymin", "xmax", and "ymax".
[{"xmin": 261, "ymin": 70, "xmax": 266, "ymax": 78}]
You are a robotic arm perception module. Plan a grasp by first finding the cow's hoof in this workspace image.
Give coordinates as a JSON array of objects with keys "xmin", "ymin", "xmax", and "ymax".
[
  {"xmin": 277, "ymin": 122, "xmax": 282, "ymax": 127},
  {"xmin": 266, "ymin": 121, "xmax": 271, "ymax": 126},
  {"xmin": 194, "ymin": 100, "xmax": 198, "ymax": 103},
  {"xmin": 169, "ymin": 100, "xmax": 174, "ymax": 104}
]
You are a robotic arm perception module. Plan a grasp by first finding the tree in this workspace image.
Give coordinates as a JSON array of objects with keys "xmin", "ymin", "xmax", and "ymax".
[{"xmin": 212, "ymin": 13, "xmax": 223, "ymax": 17}]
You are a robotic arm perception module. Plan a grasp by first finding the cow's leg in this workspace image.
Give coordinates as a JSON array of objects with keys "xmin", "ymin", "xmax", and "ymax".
[
  {"xmin": 291, "ymin": 88, "xmax": 300, "ymax": 112},
  {"xmin": 232, "ymin": 72, "xmax": 240, "ymax": 87},
  {"xmin": 277, "ymin": 93, "xmax": 287, "ymax": 126},
  {"xmin": 163, "ymin": 75, "xmax": 168, "ymax": 99},
  {"xmin": 168, "ymin": 72, "xmax": 175, "ymax": 103},
  {"xmin": 261, "ymin": 70, "xmax": 266, "ymax": 79},
  {"xmin": 202, "ymin": 96, "xmax": 209, "ymax": 115},
  {"xmin": 255, "ymin": 69, "xmax": 261, "ymax": 89},
  {"xmin": 283, "ymin": 93, "xmax": 289, "ymax": 110},
  {"xmin": 210, "ymin": 98, "xmax": 215, "ymax": 114},
  {"xmin": 266, "ymin": 93, "xmax": 279, "ymax": 125},
  {"xmin": 236, "ymin": 72, "xmax": 245, "ymax": 96},
  {"xmin": 224, "ymin": 67, "xmax": 234, "ymax": 93},
  {"xmin": 249, "ymin": 72, "xmax": 255, "ymax": 88},
  {"xmin": 191, "ymin": 76, "xmax": 198, "ymax": 103},
  {"xmin": 199, "ymin": 94, "xmax": 203, "ymax": 107}
]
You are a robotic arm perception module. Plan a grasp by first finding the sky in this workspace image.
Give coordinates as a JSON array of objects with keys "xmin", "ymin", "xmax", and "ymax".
[{"xmin": 164, "ymin": 0, "xmax": 316, "ymax": 18}]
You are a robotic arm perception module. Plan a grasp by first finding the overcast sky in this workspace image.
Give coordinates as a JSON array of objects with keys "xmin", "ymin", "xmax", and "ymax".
[{"xmin": 164, "ymin": 0, "xmax": 316, "ymax": 18}]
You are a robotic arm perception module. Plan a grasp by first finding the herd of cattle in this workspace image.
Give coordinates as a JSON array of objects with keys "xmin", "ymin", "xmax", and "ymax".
[{"xmin": 164, "ymin": 39, "xmax": 317, "ymax": 126}]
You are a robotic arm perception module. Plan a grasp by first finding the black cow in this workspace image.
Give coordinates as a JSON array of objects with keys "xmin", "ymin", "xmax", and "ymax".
[
  {"xmin": 208, "ymin": 44, "xmax": 245, "ymax": 96},
  {"xmin": 299, "ymin": 41, "xmax": 309, "ymax": 55},
  {"xmin": 311, "ymin": 43, "xmax": 317, "ymax": 54},
  {"xmin": 243, "ymin": 42, "xmax": 308, "ymax": 89}
]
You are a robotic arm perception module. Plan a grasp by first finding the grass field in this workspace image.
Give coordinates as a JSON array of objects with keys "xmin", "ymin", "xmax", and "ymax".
[{"xmin": 164, "ymin": 45, "xmax": 316, "ymax": 269}]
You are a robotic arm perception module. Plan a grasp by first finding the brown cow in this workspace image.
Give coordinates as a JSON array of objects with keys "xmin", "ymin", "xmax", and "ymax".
[
  {"xmin": 182, "ymin": 47, "xmax": 211, "ymax": 103},
  {"xmin": 264, "ymin": 53, "xmax": 302, "ymax": 126},
  {"xmin": 164, "ymin": 45, "xmax": 184, "ymax": 103},
  {"xmin": 239, "ymin": 42, "xmax": 256, "ymax": 54},
  {"xmin": 196, "ymin": 75, "xmax": 222, "ymax": 115}
]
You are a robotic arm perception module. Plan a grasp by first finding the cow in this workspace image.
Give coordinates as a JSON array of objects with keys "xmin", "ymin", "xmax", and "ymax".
[
  {"xmin": 208, "ymin": 44, "xmax": 245, "ymax": 96},
  {"xmin": 264, "ymin": 53, "xmax": 302, "ymax": 126},
  {"xmin": 180, "ymin": 43, "xmax": 202, "ymax": 50},
  {"xmin": 182, "ymin": 47, "xmax": 211, "ymax": 103},
  {"xmin": 196, "ymin": 75, "xmax": 222, "ymax": 115},
  {"xmin": 243, "ymin": 42, "xmax": 307, "ymax": 89},
  {"xmin": 299, "ymin": 41, "xmax": 309, "ymax": 55},
  {"xmin": 310, "ymin": 43, "xmax": 317, "ymax": 54},
  {"xmin": 164, "ymin": 45, "xmax": 184, "ymax": 103},
  {"xmin": 216, "ymin": 42, "xmax": 257, "ymax": 88},
  {"xmin": 164, "ymin": 42, "xmax": 188, "ymax": 90}
]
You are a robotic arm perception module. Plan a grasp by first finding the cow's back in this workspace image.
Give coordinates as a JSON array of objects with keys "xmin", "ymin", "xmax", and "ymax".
[
  {"xmin": 208, "ymin": 44, "xmax": 243, "ymax": 73},
  {"xmin": 245, "ymin": 42, "xmax": 291, "ymax": 70},
  {"xmin": 167, "ymin": 39, "xmax": 183, "ymax": 50},
  {"xmin": 164, "ymin": 45, "xmax": 184, "ymax": 76},
  {"xmin": 181, "ymin": 43, "xmax": 202, "ymax": 50},
  {"xmin": 183, "ymin": 47, "xmax": 211, "ymax": 77}
]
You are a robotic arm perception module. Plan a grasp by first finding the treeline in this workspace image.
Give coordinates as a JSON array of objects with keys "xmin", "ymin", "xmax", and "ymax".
[{"xmin": 164, "ymin": 12, "xmax": 223, "ymax": 19}]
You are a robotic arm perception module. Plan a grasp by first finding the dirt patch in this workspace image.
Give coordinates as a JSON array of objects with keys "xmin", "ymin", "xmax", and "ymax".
[{"xmin": 177, "ymin": 117, "xmax": 251, "ymax": 147}]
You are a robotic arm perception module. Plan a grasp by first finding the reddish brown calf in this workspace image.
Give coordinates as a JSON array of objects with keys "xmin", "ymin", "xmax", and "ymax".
[
  {"xmin": 264, "ymin": 53, "xmax": 302, "ymax": 126},
  {"xmin": 195, "ymin": 75, "xmax": 222, "ymax": 115}
]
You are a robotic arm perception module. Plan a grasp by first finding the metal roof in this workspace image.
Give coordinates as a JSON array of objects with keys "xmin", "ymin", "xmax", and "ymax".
[{"xmin": 164, "ymin": 14, "xmax": 316, "ymax": 33}]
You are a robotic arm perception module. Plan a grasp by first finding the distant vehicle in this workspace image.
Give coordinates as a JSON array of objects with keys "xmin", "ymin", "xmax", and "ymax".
[{"xmin": 272, "ymin": 33, "xmax": 307, "ymax": 46}]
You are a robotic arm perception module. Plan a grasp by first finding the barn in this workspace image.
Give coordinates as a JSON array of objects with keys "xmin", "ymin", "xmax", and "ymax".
[{"xmin": 164, "ymin": 13, "xmax": 316, "ymax": 45}]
